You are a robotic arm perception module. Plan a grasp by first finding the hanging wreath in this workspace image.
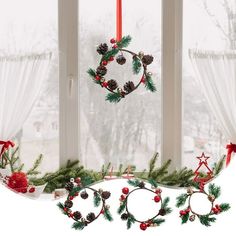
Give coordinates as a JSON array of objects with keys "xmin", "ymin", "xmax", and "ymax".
[
  {"xmin": 57, "ymin": 178, "xmax": 113, "ymax": 230},
  {"xmin": 176, "ymin": 184, "xmax": 230, "ymax": 226},
  {"xmin": 87, "ymin": 35, "xmax": 157, "ymax": 103},
  {"xmin": 117, "ymin": 179, "xmax": 172, "ymax": 230}
]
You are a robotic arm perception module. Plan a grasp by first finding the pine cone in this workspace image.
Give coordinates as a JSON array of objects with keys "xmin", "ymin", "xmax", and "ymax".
[
  {"xmin": 80, "ymin": 191, "xmax": 89, "ymax": 199},
  {"xmin": 96, "ymin": 65, "xmax": 107, "ymax": 76},
  {"xmin": 101, "ymin": 191, "xmax": 111, "ymax": 200},
  {"xmin": 142, "ymin": 55, "xmax": 154, "ymax": 65},
  {"xmin": 159, "ymin": 209, "xmax": 166, "ymax": 216},
  {"xmin": 86, "ymin": 212, "xmax": 96, "ymax": 222},
  {"xmin": 121, "ymin": 213, "xmax": 129, "ymax": 220},
  {"xmin": 65, "ymin": 182, "xmax": 74, "ymax": 191},
  {"xmin": 64, "ymin": 200, "xmax": 73, "ymax": 208},
  {"xmin": 107, "ymin": 80, "xmax": 118, "ymax": 90},
  {"xmin": 138, "ymin": 182, "xmax": 145, "ymax": 188},
  {"xmin": 116, "ymin": 55, "xmax": 126, "ymax": 65},
  {"xmin": 123, "ymin": 81, "xmax": 135, "ymax": 93},
  {"xmin": 97, "ymin": 43, "xmax": 108, "ymax": 55},
  {"xmin": 73, "ymin": 211, "xmax": 82, "ymax": 220}
]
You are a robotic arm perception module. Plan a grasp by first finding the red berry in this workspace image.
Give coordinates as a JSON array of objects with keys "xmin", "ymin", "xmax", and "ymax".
[
  {"xmin": 155, "ymin": 189, "xmax": 162, "ymax": 194},
  {"xmin": 75, "ymin": 177, "xmax": 81, "ymax": 184},
  {"xmin": 102, "ymin": 61, "xmax": 108, "ymax": 66},
  {"xmin": 112, "ymin": 44, "xmax": 118, "ymax": 49},
  {"xmin": 75, "ymin": 192, "xmax": 79, "ymax": 196},
  {"xmin": 64, "ymin": 208, "xmax": 67, "ymax": 212},
  {"xmin": 140, "ymin": 223, "xmax": 147, "ymax": 231},
  {"xmin": 109, "ymin": 56, "xmax": 114, "ymax": 61},
  {"xmin": 186, "ymin": 208, "xmax": 190, "ymax": 213},
  {"xmin": 122, "ymin": 187, "xmax": 129, "ymax": 195},
  {"xmin": 95, "ymin": 75, "xmax": 101, "ymax": 81},
  {"xmin": 69, "ymin": 196, "xmax": 74, "ymax": 200},
  {"xmin": 180, "ymin": 210, "xmax": 186, "ymax": 216},
  {"xmin": 100, "ymin": 209, "xmax": 105, "ymax": 214},
  {"xmin": 141, "ymin": 76, "xmax": 145, "ymax": 83},
  {"xmin": 21, "ymin": 188, "xmax": 27, "ymax": 193},
  {"xmin": 102, "ymin": 82, "xmax": 108, "ymax": 88},
  {"xmin": 154, "ymin": 195, "xmax": 161, "ymax": 203},
  {"xmin": 120, "ymin": 195, "xmax": 126, "ymax": 201},
  {"xmin": 110, "ymin": 38, "xmax": 116, "ymax": 44},
  {"xmin": 29, "ymin": 187, "xmax": 35, "ymax": 193}
]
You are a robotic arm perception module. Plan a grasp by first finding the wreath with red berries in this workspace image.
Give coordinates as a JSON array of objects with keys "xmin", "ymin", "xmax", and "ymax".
[
  {"xmin": 176, "ymin": 183, "xmax": 230, "ymax": 226},
  {"xmin": 87, "ymin": 35, "xmax": 157, "ymax": 103},
  {"xmin": 57, "ymin": 178, "xmax": 113, "ymax": 230},
  {"xmin": 117, "ymin": 179, "xmax": 172, "ymax": 231}
]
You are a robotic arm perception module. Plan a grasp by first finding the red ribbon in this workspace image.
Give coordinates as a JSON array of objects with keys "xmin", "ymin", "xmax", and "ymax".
[
  {"xmin": 116, "ymin": 0, "xmax": 122, "ymax": 42},
  {"xmin": 0, "ymin": 140, "xmax": 15, "ymax": 158},
  {"xmin": 226, "ymin": 143, "xmax": 236, "ymax": 166}
]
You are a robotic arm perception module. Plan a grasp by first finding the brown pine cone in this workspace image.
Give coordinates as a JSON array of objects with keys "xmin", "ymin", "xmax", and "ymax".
[
  {"xmin": 97, "ymin": 43, "xmax": 108, "ymax": 55},
  {"xmin": 107, "ymin": 80, "xmax": 118, "ymax": 90},
  {"xmin": 121, "ymin": 213, "xmax": 129, "ymax": 220},
  {"xmin": 159, "ymin": 208, "xmax": 166, "ymax": 216},
  {"xmin": 142, "ymin": 55, "xmax": 154, "ymax": 65},
  {"xmin": 64, "ymin": 200, "xmax": 73, "ymax": 208},
  {"xmin": 73, "ymin": 211, "xmax": 82, "ymax": 220},
  {"xmin": 96, "ymin": 65, "xmax": 107, "ymax": 76},
  {"xmin": 101, "ymin": 191, "xmax": 111, "ymax": 200},
  {"xmin": 123, "ymin": 81, "xmax": 135, "ymax": 93},
  {"xmin": 116, "ymin": 55, "xmax": 126, "ymax": 65},
  {"xmin": 80, "ymin": 191, "xmax": 89, "ymax": 199},
  {"xmin": 86, "ymin": 212, "xmax": 96, "ymax": 222},
  {"xmin": 138, "ymin": 182, "xmax": 145, "ymax": 188},
  {"xmin": 65, "ymin": 182, "xmax": 74, "ymax": 191}
]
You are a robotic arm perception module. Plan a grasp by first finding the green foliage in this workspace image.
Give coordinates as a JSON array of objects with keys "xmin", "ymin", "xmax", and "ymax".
[
  {"xmin": 72, "ymin": 221, "xmax": 86, "ymax": 230},
  {"xmin": 132, "ymin": 56, "xmax": 142, "ymax": 74},
  {"xmin": 106, "ymin": 92, "xmax": 122, "ymax": 103},
  {"xmin": 148, "ymin": 153, "xmax": 158, "ymax": 178},
  {"xmin": 145, "ymin": 74, "xmax": 157, "ymax": 92},
  {"xmin": 161, "ymin": 197, "xmax": 172, "ymax": 215},
  {"xmin": 116, "ymin": 164, "xmax": 123, "ymax": 177},
  {"xmin": 87, "ymin": 68, "xmax": 100, "ymax": 84},
  {"xmin": 128, "ymin": 179, "xmax": 141, "ymax": 187},
  {"xmin": 117, "ymin": 35, "xmax": 132, "ymax": 48},
  {"xmin": 118, "ymin": 201, "xmax": 126, "ymax": 214},
  {"xmin": 127, "ymin": 214, "xmax": 135, "ymax": 229},
  {"xmin": 176, "ymin": 194, "xmax": 189, "ymax": 208},
  {"xmin": 198, "ymin": 215, "xmax": 216, "ymax": 227},
  {"xmin": 219, "ymin": 203, "xmax": 230, "ymax": 212},
  {"xmin": 213, "ymin": 156, "xmax": 225, "ymax": 176},
  {"xmin": 152, "ymin": 218, "xmax": 165, "ymax": 225},
  {"xmin": 102, "ymin": 48, "xmax": 119, "ymax": 61},
  {"xmin": 93, "ymin": 193, "xmax": 101, "ymax": 207},
  {"xmin": 101, "ymin": 162, "xmax": 111, "ymax": 178},
  {"xmin": 150, "ymin": 160, "xmax": 171, "ymax": 181},
  {"xmin": 181, "ymin": 212, "xmax": 190, "ymax": 224},
  {"xmin": 57, "ymin": 202, "xmax": 67, "ymax": 215},
  {"xmin": 103, "ymin": 208, "xmax": 113, "ymax": 221},
  {"xmin": 148, "ymin": 179, "xmax": 158, "ymax": 188},
  {"xmin": 208, "ymin": 183, "xmax": 221, "ymax": 199},
  {"xmin": 26, "ymin": 154, "xmax": 43, "ymax": 176}
]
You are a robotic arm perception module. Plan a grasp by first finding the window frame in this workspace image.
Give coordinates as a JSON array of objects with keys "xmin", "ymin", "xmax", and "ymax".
[{"xmin": 58, "ymin": 0, "xmax": 183, "ymax": 170}]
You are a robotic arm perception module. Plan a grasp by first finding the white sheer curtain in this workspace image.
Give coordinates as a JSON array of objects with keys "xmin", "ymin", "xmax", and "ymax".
[
  {"xmin": 0, "ymin": 53, "xmax": 52, "ymax": 140},
  {"xmin": 189, "ymin": 50, "xmax": 236, "ymax": 165}
]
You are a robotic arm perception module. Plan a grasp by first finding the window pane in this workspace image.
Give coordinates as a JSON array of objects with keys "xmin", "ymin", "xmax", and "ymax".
[
  {"xmin": 182, "ymin": 0, "xmax": 232, "ymax": 168},
  {"xmin": 0, "ymin": 0, "xmax": 59, "ymax": 173},
  {"xmin": 79, "ymin": 0, "xmax": 161, "ymax": 170}
]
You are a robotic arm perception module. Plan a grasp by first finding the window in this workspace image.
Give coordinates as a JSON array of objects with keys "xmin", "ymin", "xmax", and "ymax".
[
  {"xmin": 182, "ymin": 0, "xmax": 232, "ymax": 168},
  {"xmin": 0, "ymin": 0, "xmax": 59, "ymax": 173},
  {"xmin": 79, "ymin": 0, "xmax": 161, "ymax": 170}
]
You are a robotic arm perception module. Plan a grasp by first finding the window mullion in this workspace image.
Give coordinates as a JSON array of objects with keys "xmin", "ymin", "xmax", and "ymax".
[
  {"xmin": 161, "ymin": 0, "xmax": 183, "ymax": 170},
  {"xmin": 58, "ymin": 0, "xmax": 79, "ymax": 167}
]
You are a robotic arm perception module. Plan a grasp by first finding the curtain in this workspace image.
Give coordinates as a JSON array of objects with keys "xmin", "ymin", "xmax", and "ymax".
[
  {"xmin": 189, "ymin": 50, "xmax": 236, "ymax": 164},
  {"xmin": 0, "ymin": 53, "xmax": 52, "ymax": 140}
]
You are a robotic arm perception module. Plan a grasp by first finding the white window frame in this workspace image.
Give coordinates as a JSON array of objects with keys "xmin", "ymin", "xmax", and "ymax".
[{"xmin": 58, "ymin": 0, "xmax": 183, "ymax": 170}]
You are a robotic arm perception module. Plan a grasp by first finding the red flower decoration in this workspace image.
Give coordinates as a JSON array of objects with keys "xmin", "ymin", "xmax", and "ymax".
[{"xmin": 7, "ymin": 172, "xmax": 28, "ymax": 193}]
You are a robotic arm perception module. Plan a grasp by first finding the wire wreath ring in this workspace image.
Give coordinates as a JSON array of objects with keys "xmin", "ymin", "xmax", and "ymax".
[
  {"xmin": 57, "ymin": 178, "xmax": 113, "ymax": 230},
  {"xmin": 117, "ymin": 179, "xmax": 172, "ymax": 231},
  {"xmin": 87, "ymin": 35, "xmax": 157, "ymax": 103},
  {"xmin": 176, "ymin": 184, "xmax": 230, "ymax": 226}
]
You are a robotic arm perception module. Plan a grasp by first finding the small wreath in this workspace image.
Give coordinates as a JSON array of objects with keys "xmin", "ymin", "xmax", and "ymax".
[
  {"xmin": 176, "ymin": 183, "xmax": 230, "ymax": 226},
  {"xmin": 57, "ymin": 178, "xmax": 113, "ymax": 230},
  {"xmin": 87, "ymin": 35, "xmax": 157, "ymax": 103},
  {"xmin": 117, "ymin": 179, "xmax": 172, "ymax": 230}
]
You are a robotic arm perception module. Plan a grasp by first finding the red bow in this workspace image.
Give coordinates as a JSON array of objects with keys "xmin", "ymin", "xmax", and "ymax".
[
  {"xmin": 0, "ymin": 140, "xmax": 15, "ymax": 158},
  {"xmin": 226, "ymin": 143, "xmax": 236, "ymax": 166}
]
